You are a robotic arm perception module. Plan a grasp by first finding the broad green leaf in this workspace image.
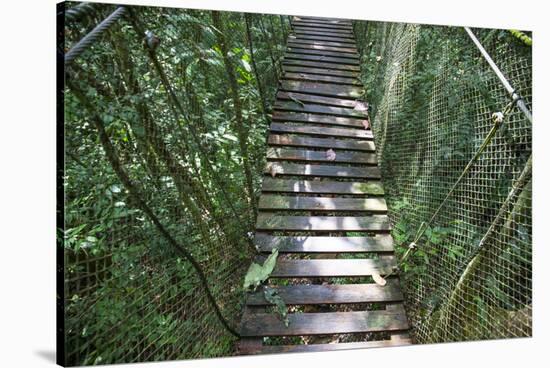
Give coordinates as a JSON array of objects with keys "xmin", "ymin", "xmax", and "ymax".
[{"xmin": 243, "ymin": 248, "xmax": 278, "ymax": 290}]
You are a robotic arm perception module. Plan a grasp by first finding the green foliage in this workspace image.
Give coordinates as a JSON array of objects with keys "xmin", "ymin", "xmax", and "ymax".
[
  {"xmin": 243, "ymin": 248, "xmax": 278, "ymax": 291},
  {"xmin": 264, "ymin": 287, "xmax": 289, "ymax": 327},
  {"xmin": 356, "ymin": 21, "xmax": 532, "ymax": 343},
  {"xmin": 63, "ymin": 4, "xmax": 290, "ymax": 365}
]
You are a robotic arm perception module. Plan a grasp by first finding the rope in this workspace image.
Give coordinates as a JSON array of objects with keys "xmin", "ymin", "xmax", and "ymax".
[
  {"xmin": 64, "ymin": 2, "xmax": 96, "ymax": 23},
  {"xmin": 65, "ymin": 6, "xmax": 127, "ymax": 65},
  {"xmin": 386, "ymin": 98, "xmax": 516, "ymax": 279}
]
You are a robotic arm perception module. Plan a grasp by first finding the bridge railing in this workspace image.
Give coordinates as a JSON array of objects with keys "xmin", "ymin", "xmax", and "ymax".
[
  {"xmin": 354, "ymin": 21, "xmax": 532, "ymax": 343},
  {"xmin": 60, "ymin": 3, "xmax": 289, "ymax": 365}
]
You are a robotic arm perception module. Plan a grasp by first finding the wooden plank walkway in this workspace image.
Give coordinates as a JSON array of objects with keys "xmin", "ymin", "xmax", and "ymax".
[{"xmin": 238, "ymin": 15, "xmax": 411, "ymax": 355}]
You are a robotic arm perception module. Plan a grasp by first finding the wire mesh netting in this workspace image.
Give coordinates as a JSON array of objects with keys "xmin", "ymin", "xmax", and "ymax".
[
  {"xmin": 354, "ymin": 21, "xmax": 532, "ymax": 343},
  {"xmin": 61, "ymin": 3, "xmax": 289, "ymax": 365}
]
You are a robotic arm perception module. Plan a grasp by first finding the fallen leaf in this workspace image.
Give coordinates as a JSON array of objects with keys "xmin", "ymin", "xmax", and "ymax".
[
  {"xmin": 354, "ymin": 101, "xmax": 369, "ymax": 112},
  {"xmin": 372, "ymin": 272, "xmax": 387, "ymax": 286},
  {"xmin": 269, "ymin": 163, "xmax": 281, "ymax": 177},
  {"xmin": 326, "ymin": 149, "xmax": 336, "ymax": 161},
  {"xmin": 270, "ymin": 166, "xmax": 277, "ymax": 177},
  {"xmin": 243, "ymin": 249, "xmax": 279, "ymax": 291},
  {"xmin": 362, "ymin": 119, "xmax": 370, "ymax": 130}
]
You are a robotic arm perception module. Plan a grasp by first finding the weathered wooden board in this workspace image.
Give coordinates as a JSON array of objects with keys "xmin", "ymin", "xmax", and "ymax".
[
  {"xmin": 272, "ymin": 111, "xmax": 367, "ymax": 128},
  {"xmin": 255, "ymin": 214, "xmax": 391, "ymax": 231},
  {"xmin": 285, "ymin": 52, "xmax": 360, "ymax": 66},
  {"xmin": 292, "ymin": 17, "xmax": 353, "ymax": 26},
  {"xmin": 280, "ymin": 80, "xmax": 363, "ymax": 98},
  {"xmin": 287, "ymin": 41, "xmax": 358, "ymax": 54},
  {"xmin": 261, "ymin": 178, "xmax": 384, "ymax": 195},
  {"xmin": 293, "ymin": 16, "xmax": 352, "ymax": 25},
  {"xmin": 292, "ymin": 24, "xmax": 353, "ymax": 34},
  {"xmin": 287, "ymin": 47, "xmax": 359, "ymax": 60},
  {"xmin": 264, "ymin": 162, "xmax": 381, "ymax": 179},
  {"xmin": 292, "ymin": 21, "xmax": 353, "ymax": 31},
  {"xmin": 283, "ymin": 58, "xmax": 360, "ymax": 71},
  {"xmin": 254, "ymin": 233, "xmax": 394, "ymax": 253},
  {"xmin": 289, "ymin": 34, "xmax": 356, "ymax": 45},
  {"xmin": 286, "ymin": 47, "xmax": 358, "ymax": 60},
  {"xmin": 282, "ymin": 72, "xmax": 361, "ymax": 86},
  {"xmin": 267, "ymin": 147, "xmax": 376, "ymax": 164},
  {"xmin": 239, "ymin": 338, "xmax": 411, "ymax": 355},
  {"xmin": 268, "ymin": 134, "xmax": 375, "ymax": 151},
  {"xmin": 288, "ymin": 38, "xmax": 358, "ymax": 49},
  {"xmin": 258, "ymin": 194, "xmax": 387, "ymax": 212},
  {"xmin": 239, "ymin": 307, "xmax": 409, "ymax": 336},
  {"xmin": 276, "ymin": 92, "xmax": 361, "ymax": 108},
  {"xmin": 293, "ymin": 27, "xmax": 354, "ymax": 37},
  {"xmin": 269, "ymin": 258, "xmax": 397, "ymax": 277},
  {"xmin": 282, "ymin": 65, "xmax": 359, "ymax": 78},
  {"xmin": 274, "ymin": 101, "xmax": 366, "ymax": 118},
  {"xmin": 247, "ymin": 280, "xmax": 402, "ymax": 306},
  {"xmin": 270, "ymin": 123, "xmax": 372, "ymax": 139}
]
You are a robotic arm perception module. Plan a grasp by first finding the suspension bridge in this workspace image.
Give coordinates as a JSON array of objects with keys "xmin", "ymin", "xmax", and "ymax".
[
  {"xmin": 237, "ymin": 16, "xmax": 411, "ymax": 354},
  {"xmin": 60, "ymin": 3, "xmax": 532, "ymax": 364}
]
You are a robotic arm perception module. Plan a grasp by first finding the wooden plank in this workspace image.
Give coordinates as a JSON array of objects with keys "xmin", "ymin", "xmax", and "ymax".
[
  {"xmin": 255, "ymin": 214, "xmax": 391, "ymax": 231},
  {"xmin": 270, "ymin": 123, "xmax": 372, "ymax": 139},
  {"xmin": 261, "ymin": 178, "xmax": 384, "ymax": 195},
  {"xmin": 270, "ymin": 258, "xmax": 397, "ymax": 277},
  {"xmin": 264, "ymin": 162, "xmax": 380, "ymax": 179},
  {"xmin": 288, "ymin": 38, "xmax": 358, "ymax": 49},
  {"xmin": 287, "ymin": 41, "xmax": 358, "ymax": 54},
  {"xmin": 267, "ymin": 147, "xmax": 377, "ymax": 164},
  {"xmin": 274, "ymin": 101, "xmax": 366, "ymax": 118},
  {"xmin": 286, "ymin": 47, "xmax": 359, "ymax": 60},
  {"xmin": 283, "ymin": 59, "xmax": 360, "ymax": 71},
  {"xmin": 285, "ymin": 53, "xmax": 359, "ymax": 66},
  {"xmin": 293, "ymin": 17, "xmax": 353, "ymax": 26},
  {"xmin": 293, "ymin": 27, "xmax": 354, "ymax": 37},
  {"xmin": 236, "ymin": 338, "xmax": 264, "ymax": 355},
  {"xmin": 258, "ymin": 195, "xmax": 387, "ymax": 212},
  {"xmin": 247, "ymin": 279, "xmax": 403, "ymax": 305},
  {"xmin": 292, "ymin": 24, "xmax": 353, "ymax": 33},
  {"xmin": 289, "ymin": 34, "xmax": 356, "ymax": 45},
  {"xmin": 280, "ymin": 80, "xmax": 363, "ymax": 98},
  {"xmin": 240, "ymin": 339, "xmax": 411, "ymax": 355},
  {"xmin": 240, "ymin": 306, "xmax": 409, "ymax": 336},
  {"xmin": 282, "ymin": 65, "xmax": 359, "ymax": 78},
  {"xmin": 294, "ymin": 16, "xmax": 352, "ymax": 25},
  {"xmin": 276, "ymin": 92, "xmax": 361, "ymax": 108},
  {"xmin": 273, "ymin": 111, "xmax": 366, "ymax": 128},
  {"xmin": 269, "ymin": 134, "xmax": 375, "ymax": 151},
  {"xmin": 292, "ymin": 21, "xmax": 353, "ymax": 31},
  {"xmin": 292, "ymin": 25, "xmax": 353, "ymax": 34},
  {"xmin": 282, "ymin": 72, "xmax": 361, "ymax": 86},
  {"xmin": 291, "ymin": 22, "xmax": 353, "ymax": 31},
  {"xmin": 254, "ymin": 233, "xmax": 394, "ymax": 253}
]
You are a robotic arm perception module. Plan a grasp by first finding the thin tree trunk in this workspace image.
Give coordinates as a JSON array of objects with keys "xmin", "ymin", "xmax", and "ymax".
[
  {"xmin": 211, "ymin": 10, "xmax": 257, "ymax": 214},
  {"xmin": 245, "ymin": 14, "xmax": 270, "ymax": 126}
]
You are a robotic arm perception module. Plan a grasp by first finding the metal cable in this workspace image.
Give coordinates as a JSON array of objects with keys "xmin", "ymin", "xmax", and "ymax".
[
  {"xmin": 465, "ymin": 27, "xmax": 532, "ymax": 123},
  {"xmin": 65, "ymin": 6, "xmax": 127, "ymax": 66},
  {"xmin": 64, "ymin": 2, "xmax": 96, "ymax": 23}
]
